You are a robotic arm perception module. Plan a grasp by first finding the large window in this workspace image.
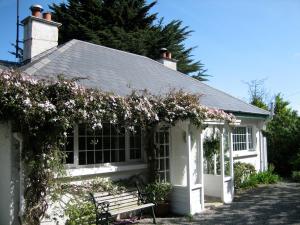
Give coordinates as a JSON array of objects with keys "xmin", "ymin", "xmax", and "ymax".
[
  {"xmin": 155, "ymin": 127, "xmax": 170, "ymax": 182},
  {"xmin": 233, "ymin": 126, "xmax": 254, "ymax": 151},
  {"xmin": 64, "ymin": 123, "xmax": 142, "ymax": 165}
]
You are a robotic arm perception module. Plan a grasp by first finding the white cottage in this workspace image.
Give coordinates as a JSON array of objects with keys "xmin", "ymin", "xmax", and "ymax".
[{"xmin": 0, "ymin": 5, "xmax": 269, "ymax": 225}]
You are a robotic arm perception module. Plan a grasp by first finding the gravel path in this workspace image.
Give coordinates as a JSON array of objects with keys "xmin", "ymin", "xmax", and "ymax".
[{"xmin": 138, "ymin": 182, "xmax": 300, "ymax": 225}]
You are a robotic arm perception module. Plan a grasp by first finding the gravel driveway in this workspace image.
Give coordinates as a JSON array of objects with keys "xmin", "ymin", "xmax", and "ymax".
[{"xmin": 139, "ymin": 182, "xmax": 300, "ymax": 225}]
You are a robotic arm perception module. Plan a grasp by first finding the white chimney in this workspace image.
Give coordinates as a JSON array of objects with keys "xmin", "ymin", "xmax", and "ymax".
[
  {"xmin": 21, "ymin": 4, "xmax": 61, "ymax": 62},
  {"xmin": 158, "ymin": 48, "xmax": 177, "ymax": 70}
]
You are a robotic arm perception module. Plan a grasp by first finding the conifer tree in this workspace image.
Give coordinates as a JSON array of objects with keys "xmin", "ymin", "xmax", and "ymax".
[{"xmin": 50, "ymin": 0, "xmax": 208, "ymax": 78}]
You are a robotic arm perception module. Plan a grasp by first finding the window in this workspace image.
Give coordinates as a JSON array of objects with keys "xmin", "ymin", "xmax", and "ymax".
[
  {"xmin": 63, "ymin": 123, "xmax": 142, "ymax": 166},
  {"xmin": 155, "ymin": 127, "xmax": 170, "ymax": 182},
  {"xmin": 63, "ymin": 127, "xmax": 74, "ymax": 164},
  {"xmin": 233, "ymin": 126, "xmax": 254, "ymax": 151},
  {"xmin": 78, "ymin": 123, "xmax": 125, "ymax": 165},
  {"xmin": 129, "ymin": 128, "xmax": 142, "ymax": 160}
]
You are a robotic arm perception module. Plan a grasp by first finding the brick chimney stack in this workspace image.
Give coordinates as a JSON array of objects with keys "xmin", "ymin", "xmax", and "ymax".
[{"xmin": 158, "ymin": 48, "xmax": 177, "ymax": 70}]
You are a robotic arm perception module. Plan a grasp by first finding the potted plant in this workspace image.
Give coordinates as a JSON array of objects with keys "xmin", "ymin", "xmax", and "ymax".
[{"xmin": 145, "ymin": 182, "xmax": 172, "ymax": 217}]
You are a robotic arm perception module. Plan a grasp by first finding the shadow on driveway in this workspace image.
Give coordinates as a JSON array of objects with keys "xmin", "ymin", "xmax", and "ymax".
[{"xmin": 139, "ymin": 182, "xmax": 300, "ymax": 225}]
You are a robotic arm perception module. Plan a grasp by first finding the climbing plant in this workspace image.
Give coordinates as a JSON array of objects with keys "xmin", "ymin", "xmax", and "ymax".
[{"xmin": 0, "ymin": 69, "xmax": 235, "ymax": 224}]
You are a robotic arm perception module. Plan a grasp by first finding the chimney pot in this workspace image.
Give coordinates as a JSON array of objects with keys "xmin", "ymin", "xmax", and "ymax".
[
  {"xmin": 166, "ymin": 52, "xmax": 172, "ymax": 59},
  {"xmin": 160, "ymin": 48, "xmax": 168, "ymax": 59},
  {"xmin": 30, "ymin": 4, "xmax": 43, "ymax": 17},
  {"xmin": 43, "ymin": 12, "xmax": 52, "ymax": 21}
]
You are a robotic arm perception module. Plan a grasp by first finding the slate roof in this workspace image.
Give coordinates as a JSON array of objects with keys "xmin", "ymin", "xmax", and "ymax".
[{"xmin": 20, "ymin": 39, "xmax": 269, "ymax": 116}]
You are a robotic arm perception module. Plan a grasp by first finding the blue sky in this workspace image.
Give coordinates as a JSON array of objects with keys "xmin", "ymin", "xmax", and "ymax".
[{"xmin": 0, "ymin": 0, "xmax": 299, "ymax": 111}]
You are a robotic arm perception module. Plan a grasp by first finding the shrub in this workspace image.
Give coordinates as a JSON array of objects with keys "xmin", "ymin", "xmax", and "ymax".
[
  {"xmin": 255, "ymin": 165, "xmax": 280, "ymax": 184},
  {"xmin": 237, "ymin": 164, "xmax": 280, "ymax": 189},
  {"xmin": 145, "ymin": 182, "xmax": 172, "ymax": 204},
  {"xmin": 292, "ymin": 171, "xmax": 300, "ymax": 182},
  {"xmin": 65, "ymin": 199, "xmax": 95, "ymax": 225},
  {"xmin": 234, "ymin": 162, "xmax": 256, "ymax": 189}
]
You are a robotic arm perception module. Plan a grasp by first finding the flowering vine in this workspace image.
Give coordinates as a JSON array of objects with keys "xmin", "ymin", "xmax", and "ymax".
[{"xmin": 0, "ymin": 69, "xmax": 235, "ymax": 224}]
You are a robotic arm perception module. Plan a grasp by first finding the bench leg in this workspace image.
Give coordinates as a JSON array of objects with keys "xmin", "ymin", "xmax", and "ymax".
[
  {"xmin": 138, "ymin": 209, "xmax": 143, "ymax": 220},
  {"xmin": 151, "ymin": 206, "xmax": 156, "ymax": 224}
]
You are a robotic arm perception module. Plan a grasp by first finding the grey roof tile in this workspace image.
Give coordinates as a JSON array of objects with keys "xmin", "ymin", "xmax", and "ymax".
[{"xmin": 19, "ymin": 39, "xmax": 269, "ymax": 116}]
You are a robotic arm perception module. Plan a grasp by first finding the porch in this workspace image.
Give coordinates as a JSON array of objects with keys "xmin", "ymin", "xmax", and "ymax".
[{"xmin": 155, "ymin": 119, "xmax": 237, "ymax": 215}]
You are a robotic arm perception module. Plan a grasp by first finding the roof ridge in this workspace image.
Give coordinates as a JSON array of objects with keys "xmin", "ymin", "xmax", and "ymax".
[{"xmin": 73, "ymin": 39, "xmax": 151, "ymax": 60}]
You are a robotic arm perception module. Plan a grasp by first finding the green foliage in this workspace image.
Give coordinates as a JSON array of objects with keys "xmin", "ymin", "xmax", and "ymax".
[
  {"xmin": 145, "ymin": 182, "xmax": 172, "ymax": 204},
  {"xmin": 291, "ymin": 171, "xmax": 300, "ymax": 182},
  {"xmin": 265, "ymin": 94, "xmax": 300, "ymax": 176},
  {"xmin": 234, "ymin": 162, "xmax": 256, "ymax": 189},
  {"xmin": 65, "ymin": 200, "xmax": 95, "ymax": 225},
  {"xmin": 55, "ymin": 178, "xmax": 127, "ymax": 224},
  {"xmin": 50, "ymin": 0, "xmax": 207, "ymax": 76},
  {"xmin": 251, "ymin": 97, "xmax": 268, "ymax": 110},
  {"xmin": 254, "ymin": 165, "xmax": 280, "ymax": 184},
  {"xmin": 236, "ymin": 164, "xmax": 280, "ymax": 189},
  {"xmin": 203, "ymin": 134, "xmax": 220, "ymax": 160}
]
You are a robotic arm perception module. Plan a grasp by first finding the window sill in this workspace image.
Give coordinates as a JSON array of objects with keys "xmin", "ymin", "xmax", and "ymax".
[
  {"xmin": 63, "ymin": 162, "xmax": 148, "ymax": 177},
  {"xmin": 233, "ymin": 150, "xmax": 257, "ymax": 158}
]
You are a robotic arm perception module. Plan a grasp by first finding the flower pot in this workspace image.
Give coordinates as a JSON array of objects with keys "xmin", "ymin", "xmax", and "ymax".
[{"xmin": 155, "ymin": 202, "xmax": 170, "ymax": 217}]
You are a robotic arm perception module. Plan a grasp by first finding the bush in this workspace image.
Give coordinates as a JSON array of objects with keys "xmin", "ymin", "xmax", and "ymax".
[
  {"xmin": 292, "ymin": 171, "xmax": 300, "ymax": 182},
  {"xmin": 65, "ymin": 199, "xmax": 95, "ymax": 225},
  {"xmin": 234, "ymin": 162, "xmax": 256, "ymax": 189},
  {"xmin": 237, "ymin": 164, "xmax": 280, "ymax": 189},
  {"xmin": 145, "ymin": 182, "xmax": 172, "ymax": 204},
  {"xmin": 255, "ymin": 165, "xmax": 280, "ymax": 184}
]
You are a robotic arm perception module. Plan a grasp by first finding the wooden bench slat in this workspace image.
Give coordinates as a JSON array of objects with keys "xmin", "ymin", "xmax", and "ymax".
[
  {"xmin": 101, "ymin": 195, "xmax": 138, "ymax": 203},
  {"xmin": 94, "ymin": 192, "xmax": 138, "ymax": 201},
  {"xmin": 110, "ymin": 203, "xmax": 155, "ymax": 216}
]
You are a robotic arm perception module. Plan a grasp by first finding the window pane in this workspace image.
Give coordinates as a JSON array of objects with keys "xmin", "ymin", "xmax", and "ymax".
[
  {"xmin": 65, "ymin": 152, "xmax": 74, "ymax": 164},
  {"xmin": 79, "ymin": 152, "xmax": 86, "ymax": 165},
  {"xmin": 87, "ymin": 151, "xmax": 94, "ymax": 164},
  {"xmin": 78, "ymin": 124, "xmax": 86, "ymax": 136},
  {"xmin": 104, "ymin": 151, "xmax": 110, "ymax": 163},
  {"xmin": 87, "ymin": 137, "xmax": 94, "ymax": 150},
  {"xmin": 103, "ymin": 137, "xmax": 110, "ymax": 149},
  {"xmin": 95, "ymin": 151, "xmax": 102, "ymax": 164},
  {"xmin": 129, "ymin": 127, "xmax": 142, "ymax": 160},
  {"xmin": 79, "ymin": 137, "xmax": 86, "ymax": 150},
  {"xmin": 119, "ymin": 150, "xmax": 125, "ymax": 162},
  {"xmin": 103, "ymin": 123, "xmax": 110, "ymax": 135}
]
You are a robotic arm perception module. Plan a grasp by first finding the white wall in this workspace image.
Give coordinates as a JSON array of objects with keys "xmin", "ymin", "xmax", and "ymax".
[
  {"xmin": 0, "ymin": 122, "xmax": 20, "ymax": 225},
  {"xmin": 203, "ymin": 174, "xmax": 222, "ymax": 198},
  {"xmin": 170, "ymin": 122, "xmax": 187, "ymax": 186},
  {"xmin": 170, "ymin": 185, "xmax": 189, "ymax": 215}
]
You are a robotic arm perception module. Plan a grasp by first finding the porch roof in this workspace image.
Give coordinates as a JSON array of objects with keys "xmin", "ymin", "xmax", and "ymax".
[{"xmin": 20, "ymin": 39, "xmax": 270, "ymax": 117}]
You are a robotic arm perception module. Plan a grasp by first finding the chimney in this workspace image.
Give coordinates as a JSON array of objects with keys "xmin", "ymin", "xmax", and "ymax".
[
  {"xmin": 21, "ymin": 4, "xmax": 62, "ymax": 62},
  {"xmin": 158, "ymin": 48, "xmax": 177, "ymax": 71}
]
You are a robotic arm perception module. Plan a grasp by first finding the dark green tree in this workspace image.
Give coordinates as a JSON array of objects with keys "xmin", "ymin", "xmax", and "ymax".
[
  {"xmin": 265, "ymin": 94, "xmax": 300, "ymax": 176},
  {"xmin": 50, "ymin": 0, "xmax": 208, "ymax": 78}
]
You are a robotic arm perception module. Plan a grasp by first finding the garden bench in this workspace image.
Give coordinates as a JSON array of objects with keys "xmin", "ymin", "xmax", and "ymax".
[{"xmin": 89, "ymin": 186, "xmax": 156, "ymax": 225}]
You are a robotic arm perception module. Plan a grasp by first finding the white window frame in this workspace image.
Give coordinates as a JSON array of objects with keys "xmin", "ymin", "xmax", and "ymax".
[
  {"xmin": 232, "ymin": 125, "xmax": 255, "ymax": 153},
  {"xmin": 64, "ymin": 124, "xmax": 144, "ymax": 169},
  {"xmin": 155, "ymin": 126, "xmax": 171, "ymax": 183}
]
